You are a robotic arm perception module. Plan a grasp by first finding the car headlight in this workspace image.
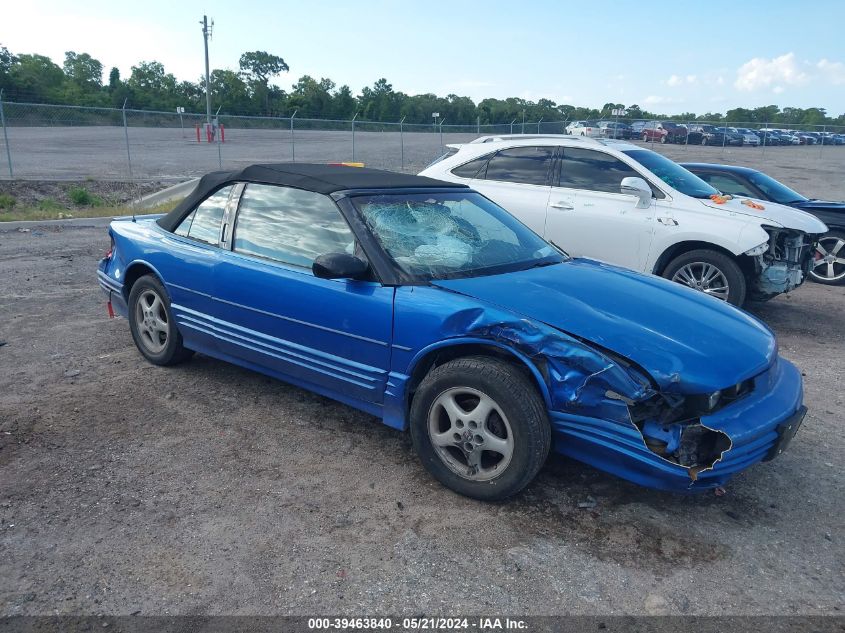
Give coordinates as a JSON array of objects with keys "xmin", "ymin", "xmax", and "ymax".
[{"xmin": 744, "ymin": 242, "xmax": 769, "ymax": 257}]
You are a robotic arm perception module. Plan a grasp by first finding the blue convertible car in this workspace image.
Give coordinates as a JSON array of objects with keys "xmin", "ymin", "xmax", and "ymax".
[{"xmin": 98, "ymin": 164, "xmax": 806, "ymax": 500}]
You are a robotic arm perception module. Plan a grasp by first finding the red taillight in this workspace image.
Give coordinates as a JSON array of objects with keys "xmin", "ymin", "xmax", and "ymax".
[{"xmin": 104, "ymin": 237, "xmax": 114, "ymax": 260}]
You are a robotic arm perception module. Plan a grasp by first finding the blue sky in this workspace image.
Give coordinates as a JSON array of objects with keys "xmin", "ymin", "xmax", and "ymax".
[{"xmin": 5, "ymin": 0, "xmax": 844, "ymax": 114}]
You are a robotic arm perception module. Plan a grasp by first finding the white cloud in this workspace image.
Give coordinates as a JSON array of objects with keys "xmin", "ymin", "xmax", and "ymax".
[
  {"xmin": 665, "ymin": 74, "xmax": 697, "ymax": 87},
  {"xmin": 734, "ymin": 52, "xmax": 809, "ymax": 91},
  {"xmin": 817, "ymin": 59, "xmax": 845, "ymax": 85},
  {"xmin": 642, "ymin": 95, "xmax": 683, "ymax": 106}
]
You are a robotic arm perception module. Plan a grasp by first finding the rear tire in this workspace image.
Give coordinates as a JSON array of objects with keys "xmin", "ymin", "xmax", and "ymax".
[
  {"xmin": 410, "ymin": 356, "xmax": 551, "ymax": 501},
  {"xmin": 128, "ymin": 274, "xmax": 194, "ymax": 366},
  {"xmin": 662, "ymin": 249, "xmax": 747, "ymax": 306}
]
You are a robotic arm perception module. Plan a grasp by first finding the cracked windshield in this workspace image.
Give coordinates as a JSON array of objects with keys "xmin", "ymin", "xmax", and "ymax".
[{"xmin": 352, "ymin": 192, "xmax": 563, "ymax": 279}]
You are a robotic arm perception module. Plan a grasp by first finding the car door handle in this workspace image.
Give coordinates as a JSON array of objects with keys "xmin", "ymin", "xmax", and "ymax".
[{"xmin": 550, "ymin": 201, "xmax": 574, "ymax": 210}]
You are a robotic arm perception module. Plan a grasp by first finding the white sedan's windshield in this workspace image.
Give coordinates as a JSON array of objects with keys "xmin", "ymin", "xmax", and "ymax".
[{"xmin": 352, "ymin": 192, "xmax": 564, "ymax": 280}]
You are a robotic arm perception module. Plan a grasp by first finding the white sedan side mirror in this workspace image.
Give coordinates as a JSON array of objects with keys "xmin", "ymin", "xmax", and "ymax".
[{"xmin": 620, "ymin": 177, "xmax": 653, "ymax": 209}]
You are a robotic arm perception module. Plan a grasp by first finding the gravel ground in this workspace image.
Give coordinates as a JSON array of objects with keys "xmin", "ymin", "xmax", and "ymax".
[
  {"xmin": 0, "ymin": 127, "xmax": 843, "ymax": 201},
  {"xmin": 0, "ymin": 223, "xmax": 842, "ymax": 616}
]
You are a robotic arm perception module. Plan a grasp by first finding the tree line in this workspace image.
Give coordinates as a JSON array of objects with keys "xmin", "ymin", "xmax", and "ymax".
[{"xmin": 0, "ymin": 45, "xmax": 842, "ymax": 127}]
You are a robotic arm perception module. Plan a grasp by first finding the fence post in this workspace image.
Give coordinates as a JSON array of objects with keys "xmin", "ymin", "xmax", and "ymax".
[
  {"xmin": 537, "ymin": 117, "xmax": 543, "ymax": 134},
  {"xmin": 439, "ymin": 119, "xmax": 445, "ymax": 152},
  {"xmin": 121, "ymin": 100, "xmax": 133, "ymax": 180},
  {"xmin": 290, "ymin": 109, "xmax": 297, "ymax": 162},
  {"xmin": 0, "ymin": 90, "xmax": 12, "ymax": 179},
  {"xmin": 215, "ymin": 105, "xmax": 222, "ymax": 169},
  {"xmin": 761, "ymin": 121, "xmax": 767, "ymax": 156},
  {"xmin": 510, "ymin": 119, "xmax": 516, "ymax": 134},
  {"xmin": 477, "ymin": 116, "xmax": 480, "ymax": 135},
  {"xmin": 721, "ymin": 120, "xmax": 727, "ymax": 154},
  {"xmin": 399, "ymin": 116, "xmax": 406, "ymax": 170},
  {"xmin": 821, "ymin": 124, "xmax": 826, "ymax": 157},
  {"xmin": 351, "ymin": 112, "xmax": 358, "ymax": 161},
  {"xmin": 685, "ymin": 121, "xmax": 690, "ymax": 149}
]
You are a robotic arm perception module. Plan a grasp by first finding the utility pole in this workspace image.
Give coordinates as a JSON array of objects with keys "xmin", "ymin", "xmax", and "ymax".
[{"xmin": 200, "ymin": 15, "xmax": 214, "ymax": 131}]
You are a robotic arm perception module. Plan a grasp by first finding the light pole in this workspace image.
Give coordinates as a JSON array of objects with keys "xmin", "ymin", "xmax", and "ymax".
[{"xmin": 200, "ymin": 15, "xmax": 214, "ymax": 132}]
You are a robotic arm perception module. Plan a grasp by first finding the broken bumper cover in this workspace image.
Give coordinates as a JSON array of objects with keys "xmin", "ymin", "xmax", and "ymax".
[
  {"xmin": 549, "ymin": 356, "xmax": 804, "ymax": 492},
  {"xmin": 97, "ymin": 266, "xmax": 128, "ymax": 317}
]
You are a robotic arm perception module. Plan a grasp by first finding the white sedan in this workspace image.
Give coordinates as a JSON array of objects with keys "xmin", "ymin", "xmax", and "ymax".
[
  {"xmin": 420, "ymin": 134, "xmax": 826, "ymax": 306},
  {"xmin": 565, "ymin": 121, "xmax": 602, "ymax": 138}
]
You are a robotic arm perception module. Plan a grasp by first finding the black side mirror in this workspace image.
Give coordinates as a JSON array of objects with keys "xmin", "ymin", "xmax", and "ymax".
[{"xmin": 312, "ymin": 252, "xmax": 369, "ymax": 280}]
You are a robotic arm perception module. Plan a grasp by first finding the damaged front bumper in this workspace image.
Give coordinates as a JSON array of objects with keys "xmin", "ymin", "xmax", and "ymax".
[
  {"xmin": 549, "ymin": 356, "xmax": 804, "ymax": 492},
  {"xmin": 748, "ymin": 228, "xmax": 817, "ymax": 301}
]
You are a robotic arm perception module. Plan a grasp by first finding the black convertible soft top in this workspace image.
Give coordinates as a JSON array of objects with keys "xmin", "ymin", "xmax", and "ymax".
[{"xmin": 157, "ymin": 163, "xmax": 465, "ymax": 232}]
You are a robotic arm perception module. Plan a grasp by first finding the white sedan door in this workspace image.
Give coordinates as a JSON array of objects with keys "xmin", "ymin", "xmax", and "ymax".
[
  {"xmin": 543, "ymin": 147, "xmax": 657, "ymax": 271},
  {"xmin": 465, "ymin": 146, "xmax": 555, "ymax": 236}
]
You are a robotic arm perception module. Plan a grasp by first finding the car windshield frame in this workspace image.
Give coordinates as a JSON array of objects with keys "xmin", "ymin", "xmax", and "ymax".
[
  {"xmin": 346, "ymin": 190, "xmax": 566, "ymax": 283},
  {"xmin": 622, "ymin": 149, "xmax": 720, "ymax": 198},
  {"xmin": 746, "ymin": 171, "xmax": 808, "ymax": 204}
]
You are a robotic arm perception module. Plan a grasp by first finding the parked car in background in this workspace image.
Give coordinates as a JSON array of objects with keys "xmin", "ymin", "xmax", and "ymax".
[
  {"xmin": 598, "ymin": 120, "xmax": 633, "ymax": 139},
  {"xmin": 566, "ymin": 121, "xmax": 602, "ymax": 137},
  {"xmin": 714, "ymin": 127, "xmax": 744, "ymax": 146},
  {"xmin": 735, "ymin": 128, "xmax": 761, "ymax": 146},
  {"xmin": 98, "ymin": 162, "xmax": 810, "ymax": 498},
  {"xmin": 756, "ymin": 130, "xmax": 784, "ymax": 146},
  {"xmin": 641, "ymin": 121, "xmax": 689, "ymax": 144},
  {"xmin": 629, "ymin": 120, "xmax": 647, "ymax": 137},
  {"xmin": 422, "ymin": 135, "xmax": 826, "ymax": 306},
  {"xmin": 683, "ymin": 162, "xmax": 844, "ymax": 285},
  {"xmin": 795, "ymin": 131, "xmax": 817, "ymax": 145},
  {"xmin": 688, "ymin": 124, "xmax": 730, "ymax": 146},
  {"xmin": 777, "ymin": 131, "xmax": 801, "ymax": 145}
]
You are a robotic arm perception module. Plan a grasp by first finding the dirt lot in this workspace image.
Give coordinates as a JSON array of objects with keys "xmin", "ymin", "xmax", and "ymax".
[{"xmin": 0, "ymin": 223, "xmax": 843, "ymax": 617}]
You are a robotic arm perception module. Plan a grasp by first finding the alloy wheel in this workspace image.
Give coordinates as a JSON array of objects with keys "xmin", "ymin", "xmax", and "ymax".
[
  {"xmin": 427, "ymin": 387, "xmax": 514, "ymax": 481},
  {"xmin": 812, "ymin": 237, "xmax": 845, "ymax": 282},
  {"xmin": 672, "ymin": 262, "xmax": 730, "ymax": 301},
  {"xmin": 135, "ymin": 289, "xmax": 169, "ymax": 354}
]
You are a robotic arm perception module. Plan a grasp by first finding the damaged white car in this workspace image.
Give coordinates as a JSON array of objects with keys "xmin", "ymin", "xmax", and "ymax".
[{"xmin": 420, "ymin": 135, "xmax": 827, "ymax": 306}]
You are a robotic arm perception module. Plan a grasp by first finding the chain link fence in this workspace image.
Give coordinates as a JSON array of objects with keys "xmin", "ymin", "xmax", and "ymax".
[{"xmin": 0, "ymin": 101, "xmax": 843, "ymax": 192}]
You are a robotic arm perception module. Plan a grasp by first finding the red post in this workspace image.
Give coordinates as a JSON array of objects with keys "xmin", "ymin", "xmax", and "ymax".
[
  {"xmin": 220, "ymin": 124, "xmax": 225, "ymax": 143},
  {"xmin": 195, "ymin": 124, "xmax": 201, "ymax": 143},
  {"xmin": 206, "ymin": 124, "xmax": 213, "ymax": 143}
]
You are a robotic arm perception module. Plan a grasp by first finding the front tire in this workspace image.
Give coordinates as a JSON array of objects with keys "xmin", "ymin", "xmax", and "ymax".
[
  {"xmin": 128, "ymin": 274, "xmax": 193, "ymax": 365},
  {"xmin": 410, "ymin": 357, "xmax": 551, "ymax": 501},
  {"xmin": 662, "ymin": 249, "xmax": 747, "ymax": 306},
  {"xmin": 810, "ymin": 231, "xmax": 845, "ymax": 285}
]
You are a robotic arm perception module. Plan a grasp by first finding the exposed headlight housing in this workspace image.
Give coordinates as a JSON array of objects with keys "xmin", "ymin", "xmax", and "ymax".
[
  {"xmin": 707, "ymin": 390, "xmax": 721, "ymax": 411},
  {"xmin": 744, "ymin": 242, "xmax": 769, "ymax": 257}
]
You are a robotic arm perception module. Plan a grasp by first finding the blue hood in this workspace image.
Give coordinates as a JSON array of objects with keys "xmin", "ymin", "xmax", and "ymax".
[{"xmin": 432, "ymin": 259, "xmax": 777, "ymax": 393}]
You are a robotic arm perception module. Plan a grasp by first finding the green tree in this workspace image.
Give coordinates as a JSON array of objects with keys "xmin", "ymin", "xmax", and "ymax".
[
  {"xmin": 126, "ymin": 61, "xmax": 178, "ymax": 109},
  {"xmin": 63, "ymin": 51, "xmax": 103, "ymax": 89},
  {"xmin": 8, "ymin": 54, "xmax": 66, "ymax": 102},
  {"xmin": 209, "ymin": 70, "xmax": 250, "ymax": 113},
  {"xmin": 108, "ymin": 67, "xmax": 120, "ymax": 91},
  {"xmin": 0, "ymin": 45, "xmax": 17, "ymax": 91},
  {"xmin": 239, "ymin": 51, "xmax": 289, "ymax": 114},
  {"xmin": 331, "ymin": 84, "xmax": 356, "ymax": 118}
]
